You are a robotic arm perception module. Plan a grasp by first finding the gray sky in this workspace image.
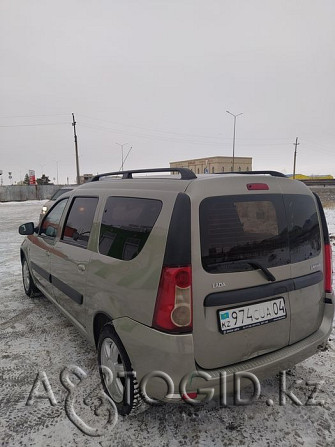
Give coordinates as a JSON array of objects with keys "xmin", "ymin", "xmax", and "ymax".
[{"xmin": 1, "ymin": 0, "xmax": 334, "ymax": 184}]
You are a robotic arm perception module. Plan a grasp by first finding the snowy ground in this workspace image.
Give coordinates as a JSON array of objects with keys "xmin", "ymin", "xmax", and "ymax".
[{"xmin": 0, "ymin": 200, "xmax": 335, "ymax": 447}]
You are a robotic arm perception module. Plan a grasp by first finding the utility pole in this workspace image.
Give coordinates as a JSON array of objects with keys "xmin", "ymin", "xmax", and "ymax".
[
  {"xmin": 72, "ymin": 113, "xmax": 80, "ymax": 185},
  {"xmin": 226, "ymin": 111, "xmax": 243, "ymax": 171},
  {"xmin": 292, "ymin": 137, "xmax": 300, "ymax": 179}
]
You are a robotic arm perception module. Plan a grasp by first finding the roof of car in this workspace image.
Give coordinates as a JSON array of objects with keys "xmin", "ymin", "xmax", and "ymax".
[{"xmin": 73, "ymin": 168, "xmax": 311, "ymax": 197}]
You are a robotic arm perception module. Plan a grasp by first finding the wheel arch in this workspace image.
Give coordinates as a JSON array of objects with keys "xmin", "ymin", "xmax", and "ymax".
[
  {"xmin": 20, "ymin": 249, "xmax": 26, "ymax": 264},
  {"xmin": 93, "ymin": 312, "xmax": 113, "ymax": 347}
]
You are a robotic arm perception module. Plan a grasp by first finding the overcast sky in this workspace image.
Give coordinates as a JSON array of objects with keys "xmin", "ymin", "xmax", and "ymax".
[{"xmin": 1, "ymin": 0, "xmax": 334, "ymax": 184}]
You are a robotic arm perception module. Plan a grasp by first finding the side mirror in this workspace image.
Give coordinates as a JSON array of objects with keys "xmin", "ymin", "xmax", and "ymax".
[{"xmin": 18, "ymin": 222, "xmax": 35, "ymax": 235}]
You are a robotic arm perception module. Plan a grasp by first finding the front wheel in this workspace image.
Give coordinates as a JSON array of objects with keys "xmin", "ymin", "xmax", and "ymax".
[
  {"xmin": 22, "ymin": 257, "xmax": 41, "ymax": 297},
  {"xmin": 97, "ymin": 323, "xmax": 146, "ymax": 416}
]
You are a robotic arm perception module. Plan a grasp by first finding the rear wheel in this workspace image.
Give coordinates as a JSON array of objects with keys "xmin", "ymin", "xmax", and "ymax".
[
  {"xmin": 97, "ymin": 323, "xmax": 146, "ymax": 416},
  {"xmin": 22, "ymin": 257, "xmax": 41, "ymax": 297}
]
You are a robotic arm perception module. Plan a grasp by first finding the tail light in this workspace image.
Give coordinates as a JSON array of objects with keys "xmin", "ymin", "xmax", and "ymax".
[
  {"xmin": 324, "ymin": 243, "xmax": 333, "ymax": 293},
  {"xmin": 312, "ymin": 193, "xmax": 333, "ymax": 295},
  {"xmin": 152, "ymin": 266, "xmax": 192, "ymax": 333}
]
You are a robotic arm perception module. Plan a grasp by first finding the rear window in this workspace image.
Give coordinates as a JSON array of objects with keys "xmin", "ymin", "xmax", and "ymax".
[
  {"xmin": 99, "ymin": 197, "xmax": 162, "ymax": 261},
  {"xmin": 200, "ymin": 194, "xmax": 320, "ymax": 274}
]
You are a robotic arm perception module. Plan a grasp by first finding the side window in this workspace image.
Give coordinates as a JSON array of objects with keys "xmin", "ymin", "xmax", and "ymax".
[
  {"xmin": 40, "ymin": 199, "xmax": 68, "ymax": 238},
  {"xmin": 99, "ymin": 197, "xmax": 162, "ymax": 261},
  {"xmin": 284, "ymin": 195, "xmax": 321, "ymax": 262},
  {"xmin": 61, "ymin": 197, "xmax": 98, "ymax": 249}
]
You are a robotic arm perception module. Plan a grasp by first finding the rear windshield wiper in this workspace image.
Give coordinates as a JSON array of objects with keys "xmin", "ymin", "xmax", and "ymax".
[{"xmin": 244, "ymin": 260, "xmax": 276, "ymax": 282}]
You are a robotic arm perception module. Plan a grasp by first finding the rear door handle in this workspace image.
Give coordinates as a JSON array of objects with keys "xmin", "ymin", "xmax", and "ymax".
[{"xmin": 78, "ymin": 264, "xmax": 86, "ymax": 272}]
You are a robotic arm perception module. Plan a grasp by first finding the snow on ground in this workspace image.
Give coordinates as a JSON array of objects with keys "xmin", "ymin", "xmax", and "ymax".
[{"xmin": 0, "ymin": 200, "xmax": 335, "ymax": 447}]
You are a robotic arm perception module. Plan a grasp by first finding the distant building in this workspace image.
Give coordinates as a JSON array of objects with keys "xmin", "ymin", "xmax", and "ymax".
[
  {"xmin": 80, "ymin": 173, "xmax": 94, "ymax": 184},
  {"xmin": 170, "ymin": 156, "xmax": 252, "ymax": 174}
]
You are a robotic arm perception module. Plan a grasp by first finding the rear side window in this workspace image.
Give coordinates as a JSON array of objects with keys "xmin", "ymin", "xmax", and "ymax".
[
  {"xmin": 285, "ymin": 195, "xmax": 321, "ymax": 263},
  {"xmin": 61, "ymin": 197, "xmax": 98, "ymax": 248},
  {"xmin": 200, "ymin": 195, "xmax": 290, "ymax": 273},
  {"xmin": 99, "ymin": 197, "xmax": 162, "ymax": 260}
]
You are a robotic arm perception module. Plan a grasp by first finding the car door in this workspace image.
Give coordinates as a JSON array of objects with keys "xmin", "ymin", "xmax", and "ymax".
[
  {"xmin": 50, "ymin": 196, "xmax": 99, "ymax": 329},
  {"xmin": 28, "ymin": 199, "xmax": 69, "ymax": 297},
  {"xmin": 192, "ymin": 193, "xmax": 292, "ymax": 370}
]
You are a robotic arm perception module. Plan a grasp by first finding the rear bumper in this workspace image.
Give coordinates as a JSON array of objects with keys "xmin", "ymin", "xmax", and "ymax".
[
  {"xmin": 189, "ymin": 299, "xmax": 334, "ymax": 399},
  {"xmin": 114, "ymin": 298, "xmax": 334, "ymax": 402}
]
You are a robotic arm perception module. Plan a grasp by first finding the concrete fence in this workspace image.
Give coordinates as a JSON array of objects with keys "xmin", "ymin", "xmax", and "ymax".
[
  {"xmin": 0, "ymin": 185, "xmax": 61, "ymax": 202},
  {"xmin": 1, "ymin": 183, "xmax": 334, "ymax": 205}
]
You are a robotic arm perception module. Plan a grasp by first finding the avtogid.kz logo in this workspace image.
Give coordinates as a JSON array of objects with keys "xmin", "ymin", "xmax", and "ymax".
[{"xmin": 25, "ymin": 365, "xmax": 325, "ymax": 436}]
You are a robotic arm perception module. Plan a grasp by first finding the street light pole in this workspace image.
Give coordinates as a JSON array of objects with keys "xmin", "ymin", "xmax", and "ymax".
[
  {"xmin": 226, "ymin": 111, "xmax": 243, "ymax": 171},
  {"xmin": 115, "ymin": 142, "xmax": 129, "ymax": 171}
]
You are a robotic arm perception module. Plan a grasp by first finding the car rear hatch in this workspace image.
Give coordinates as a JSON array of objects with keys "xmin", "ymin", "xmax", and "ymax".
[{"xmin": 189, "ymin": 176, "xmax": 325, "ymax": 370}]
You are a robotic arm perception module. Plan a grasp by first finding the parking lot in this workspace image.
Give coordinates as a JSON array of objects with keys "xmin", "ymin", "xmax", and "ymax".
[{"xmin": 1, "ymin": 200, "xmax": 335, "ymax": 446}]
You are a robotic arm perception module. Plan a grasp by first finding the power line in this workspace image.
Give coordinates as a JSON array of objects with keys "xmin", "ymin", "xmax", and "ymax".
[
  {"xmin": 78, "ymin": 116, "xmax": 301, "ymax": 146},
  {"xmin": 78, "ymin": 114, "xmax": 297, "ymax": 142},
  {"xmin": 302, "ymin": 140, "xmax": 334, "ymax": 153},
  {"xmin": 0, "ymin": 122, "xmax": 70, "ymax": 127},
  {"xmin": 79, "ymin": 123, "xmax": 226, "ymax": 145},
  {"xmin": 79, "ymin": 123, "xmax": 296, "ymax": 147},
  {"xmin": 0, "ymin": 114, "xmax": 69, "ymax": 118},
  {"xmin": 78, "ymin": 114, "xmax": 229, "ymax": 141}
]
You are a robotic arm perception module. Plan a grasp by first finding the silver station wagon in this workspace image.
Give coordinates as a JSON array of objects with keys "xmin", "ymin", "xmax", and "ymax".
[{"xmin": 19, "ymin": 168, "xmax": 334, "ymax": 415}]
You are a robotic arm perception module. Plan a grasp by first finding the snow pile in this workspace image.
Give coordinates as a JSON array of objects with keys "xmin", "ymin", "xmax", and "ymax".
[{"xmin": 0, "ymin": 201, "xmax": 334, "ymax": 446}]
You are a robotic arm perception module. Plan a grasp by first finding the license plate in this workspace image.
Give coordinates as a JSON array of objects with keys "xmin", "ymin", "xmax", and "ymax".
[{"xmin": 218, "ymin": 297, "xmax": 287, "ymax": 334}]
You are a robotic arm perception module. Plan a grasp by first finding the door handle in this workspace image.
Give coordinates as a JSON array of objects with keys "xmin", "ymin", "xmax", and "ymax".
[{"xmin": 78, "ymin": 264, "xmax": 86, "ymax": 272}]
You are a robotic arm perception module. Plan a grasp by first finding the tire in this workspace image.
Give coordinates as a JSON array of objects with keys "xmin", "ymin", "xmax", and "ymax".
[
  {"xmin": 22, "ymin": 257, "xmax": 41, "ymax": 297},
  {"xmin": 97, "ymin": 323, "xmax": 146, "ymax": 416}
]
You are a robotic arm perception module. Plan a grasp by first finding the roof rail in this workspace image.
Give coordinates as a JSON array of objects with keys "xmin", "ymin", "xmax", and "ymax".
[
  {"xmin": 90, "ymin": 167, "xmax": 197, "ymax": 182},
  {"xmin": 215, "ymin": 170, "xmax": 287, "ymax": 178}
]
